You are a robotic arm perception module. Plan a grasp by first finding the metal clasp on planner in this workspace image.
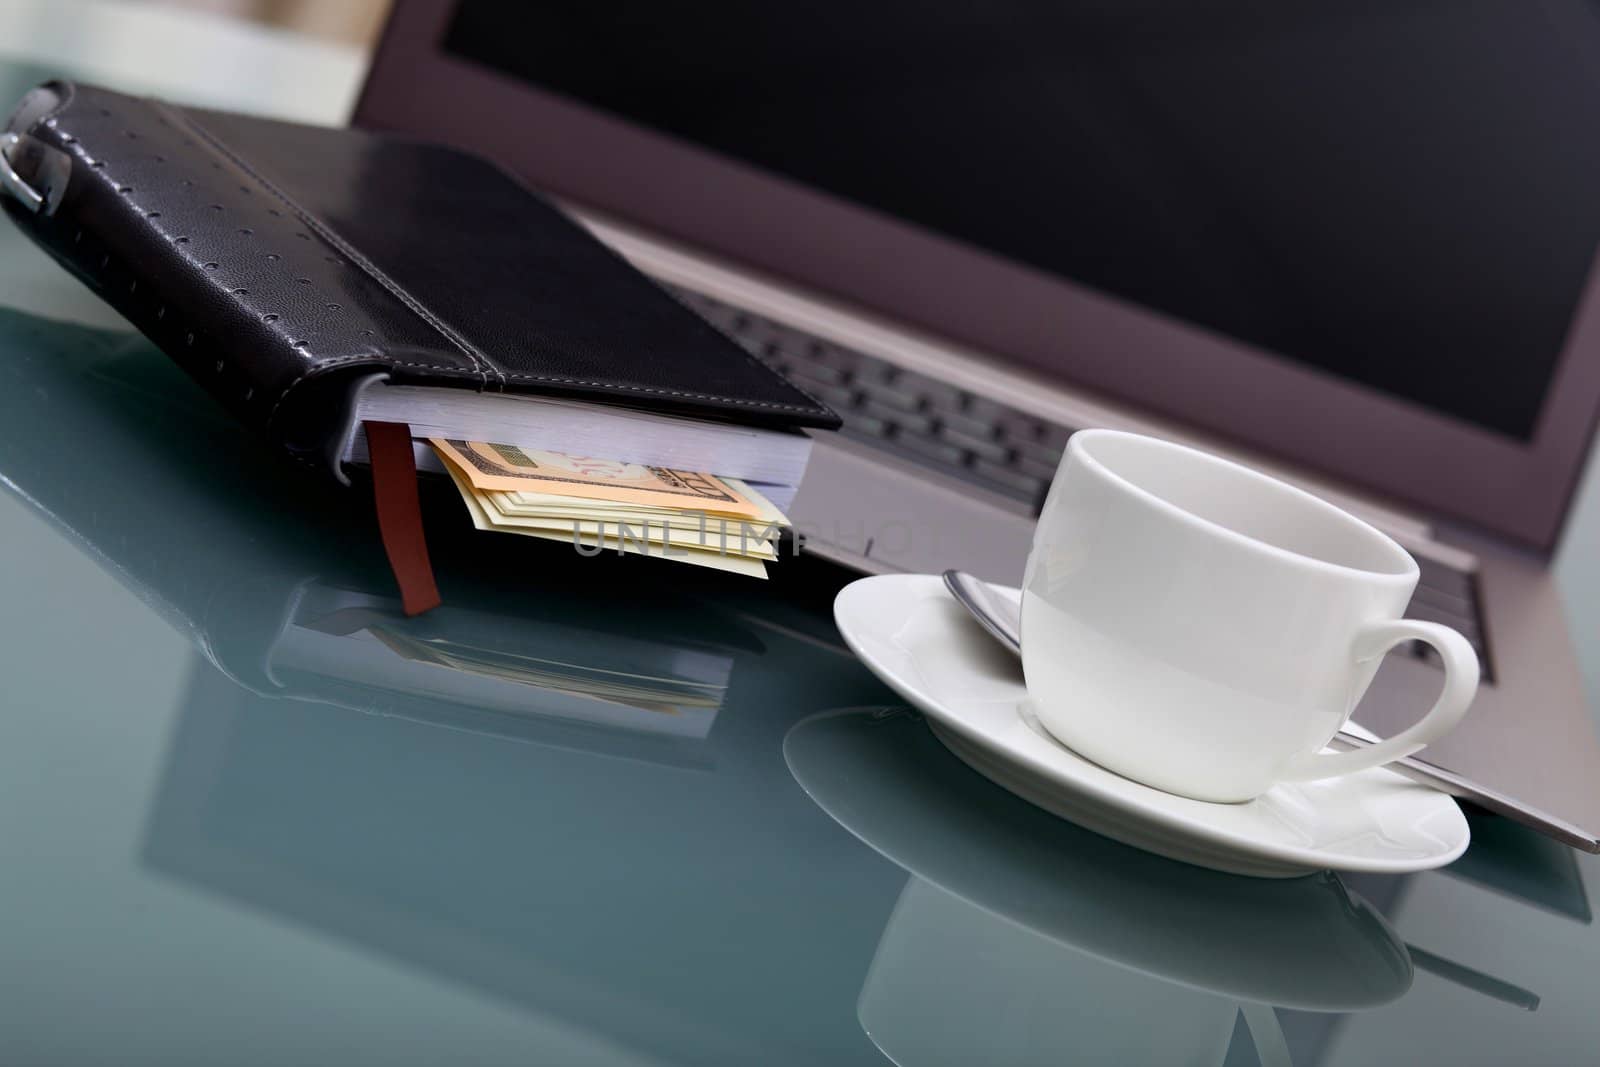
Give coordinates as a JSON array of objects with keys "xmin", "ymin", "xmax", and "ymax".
[{"xmin": 0, "ymin": 132, "xmax": 47, "ymax": 213}]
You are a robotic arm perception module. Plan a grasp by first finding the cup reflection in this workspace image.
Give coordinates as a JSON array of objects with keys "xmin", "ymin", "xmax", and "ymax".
[{"xmin": 785, "ymin": 707, "xmax": 1417, "ymax": 1065}]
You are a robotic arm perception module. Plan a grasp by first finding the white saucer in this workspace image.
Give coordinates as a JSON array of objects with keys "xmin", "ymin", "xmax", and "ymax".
[{"xmin": 833, "ymin": 573, "xmax": 1470, "ymax": 878}]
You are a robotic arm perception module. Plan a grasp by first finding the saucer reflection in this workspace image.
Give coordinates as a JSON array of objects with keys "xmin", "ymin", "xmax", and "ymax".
[
  {"xmin": 784, "ymin": 706, "xmax": 1418, "ymax": 1066},
  {"xmin": 784, "ymin": 707, "xmax": 1414, "ymax": 1010}
]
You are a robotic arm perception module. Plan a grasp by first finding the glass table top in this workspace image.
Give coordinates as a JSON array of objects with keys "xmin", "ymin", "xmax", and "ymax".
[
  {"xmin": 2, "ymin": 35, "xmax": 1599, "ymax": 1067},
  {"xmin": 1, "ymin": 256, "xmax": 1598, "ymax": 1067}
]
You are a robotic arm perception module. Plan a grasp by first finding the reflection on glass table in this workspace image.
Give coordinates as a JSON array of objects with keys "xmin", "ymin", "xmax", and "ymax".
[
  {"xmin": 0, "ymin": 303, "xmax": 1595, "ymax": 1064},
  {"xmin": 787, "ymin": 707, "xmax": 1559, "ymax": 1067},
  {"xmin": 0, "ymin": 303, "xmax": 819, "ymax": 759},
  {"xmin": 0, "ymin": 304, "xmax": 901, "ymax": 1063},
  {"xmin": 5, "ymin": 10, "xmax": 1600, "ymax": 1065},
  {"xmin": 270, "ymin": 579, "xmax": 748, "ymax": 761}
]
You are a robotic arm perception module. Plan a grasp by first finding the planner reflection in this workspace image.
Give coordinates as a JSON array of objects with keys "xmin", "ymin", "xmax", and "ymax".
[
  {"xmin": 0, "ymin": 268, "xmax": 905, "ymax": 1066},
  {"xmin": 0, "ymin": 303, "xmax": 831, "ymax": 753},
  {"xmin": 11, "ymin": 289, "xmax": 905, "ymax": 1063},
  {"xmin": 784, "ymin": 707, "xmax": 1418, "ymax": 1066},
  {"xmin": 264, "ymin": 580, "xmax": 747, "ymax": 755}
]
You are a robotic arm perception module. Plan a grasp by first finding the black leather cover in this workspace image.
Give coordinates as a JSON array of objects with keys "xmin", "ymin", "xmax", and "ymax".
[{"xmin": 2, "ymin": 80, "xmax": 838, "ymax": 472}]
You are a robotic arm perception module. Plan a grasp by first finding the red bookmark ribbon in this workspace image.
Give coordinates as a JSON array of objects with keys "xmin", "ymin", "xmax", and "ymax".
[{"xmin": 365, "ymin": 420, "xmax": 442, "ymax": 616}]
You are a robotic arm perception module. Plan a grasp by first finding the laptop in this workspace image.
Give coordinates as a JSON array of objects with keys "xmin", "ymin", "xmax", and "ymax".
[{"xmin": 357, "ymin": 1, "xmax": 1600, "ymax": 833}]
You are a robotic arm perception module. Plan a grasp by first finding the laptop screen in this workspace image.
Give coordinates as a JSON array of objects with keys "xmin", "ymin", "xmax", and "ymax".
[{"xmin": 444, "ymin": 2, "xmax": 1600, "ymax": 442}]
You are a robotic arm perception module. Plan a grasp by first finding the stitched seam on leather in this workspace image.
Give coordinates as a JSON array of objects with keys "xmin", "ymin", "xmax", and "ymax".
[
  {"xmin": 662, "ymin": 296, "xmax": 833, "ymax": 415},
  {"xmin": 491, "ymin": 370, "xmax": 826, "ymax": 411},
  {"xmin": 36, "ymin": 90, "xmax": 477, "ymax": 433},
  {"xmin": 422, "ymin": 146, "xmax": 834, "ymax": 418},
  {"xmin": 763, "ymin": 376, "xmax": 829, "ymax": 413},
  {"xmin": 665, "ymin": 298, "xmax": 833, "ymax": 414},
  {"xmin": 565, "ymin": 223, "xmax": 834, "ymax": 415},
  {"xmin": 159, "ymin": 102, "xmax": 501, "ymax": 391},
  {"xmin": 173, "ymin": 107, "xmax": 831, "ymax": 417},
  {"xmin": 125, "ymin": 96, "xmax": 830, "ymax": 421},
  {"xmin": 273, "ymin": 367, "xmax": 827, "ymax": 417},
  {"xmin": 508, "ymin": 179, "xmax": 833, "ymax": 417},
  {"xmin": 704, "ymin": 337, "xmax": 832, "ymax": 414}
]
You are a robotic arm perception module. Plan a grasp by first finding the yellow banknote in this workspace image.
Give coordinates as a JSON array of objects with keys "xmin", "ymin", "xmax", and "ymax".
[
  {"xmin": 431, "ymin": 439, "xmax": 764, "ymax": 519},
  {"xmin": 497, "ymin": 477, "xmax": 788, "ymax": 530},
  {"xmin": 439, "ymin": 452, "xmax": 772, "ymax": 577}
]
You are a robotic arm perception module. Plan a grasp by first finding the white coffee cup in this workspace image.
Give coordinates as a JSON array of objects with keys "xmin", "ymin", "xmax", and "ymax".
[{"xmin": 1021, "ymin": 429, "xmax": 1479, "ymax": 803}]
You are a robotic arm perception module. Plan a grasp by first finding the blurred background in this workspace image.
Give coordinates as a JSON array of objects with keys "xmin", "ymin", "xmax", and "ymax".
[
  {"xmin": 98, "ymin": 0, "xmax": 391, "ymax": 47},
  {"xmin": 1, "ymin": 0, "xmax": 1595, "ymax": 712}
]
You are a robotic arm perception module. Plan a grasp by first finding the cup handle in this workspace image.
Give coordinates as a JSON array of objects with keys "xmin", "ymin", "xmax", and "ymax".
[{"xmin": 1280, "ymin": 619, "xmax": 1480, "ymax": 781}]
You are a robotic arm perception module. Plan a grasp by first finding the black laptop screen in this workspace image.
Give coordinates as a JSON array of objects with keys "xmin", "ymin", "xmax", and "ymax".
[{"xmin": 445, "ymin": 2, "xmax": 1600, "ymax": 441}]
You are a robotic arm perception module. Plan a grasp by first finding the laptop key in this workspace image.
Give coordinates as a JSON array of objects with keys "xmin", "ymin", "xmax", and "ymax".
[
  {"xmin": 996, "ymin": 411, "xmax": 1051, "ymax": 443},
  {"xmin": 799, "ymin": 381, "xmax": 856, "ymax": 409},
  {"xmin": 840, "ymin": 412, "xmax": 891, "ymax": 440},
  {"xmin": 1013, "ymin": 432, "xmax": 1065, "ymax": 460},
  {"xmin": 886, "ymin": 433, "xmax": 967, "ymax": 468},
  {"xmin": 1410, "ymin": 583, "xmax": 1474, "ymax": 615},
  {"xmin": 1039, "ymin": 423, "xmax": 1074, "ymax": 450},
  {"xmin": 938, "ymin": 425, "xmax": 1011, "ymax": 464},
  {"xmin": 970, "ymin": 458, "xmax": 1048, "ymax": 502},
  {"xmin": 856, "ymin": 376, "xmax": 924, "ymax": 413},
  {"xmin": 1415, "ymin": 556, "xmax": 1476, "ymax": 601},
  {"xmin": 966, "ymin": 395, "xmax": 1012, "ymax": 423},
  {"xmin": 1012, "ymin": 430, "xmax": 1063, "ymax": 456},
  {"xmin": 939, "ymin": 409, "xmax": 1000, "ymax": 441},
  {"xmin": 1406, "ymin": 601, "xmax": 1481, "ymax": 642},
  {"xmin": 850, "ymin": 355, "xmax": 899, "ymax": 385},
  {"xmin": 1013, "ymin": 454, "xmax": 1060, "ymax": 482},
  {"xmin": 791, "ymin": 361, "xmax": 849, "ymax": 386},
  {"xmin": 866, "ymin": 402, "xmax": 933, "ymax": 437},
  {"xmin": 1414, "ymin": 638, "xmax": 1489, "ymax": 671},
  {"xmin": 806, "ymin": 341, "xmax": 858, "ymax": 372},
  {"xmin": 900, "ymin": 372, "xmax": 967, "ymax": 412}
]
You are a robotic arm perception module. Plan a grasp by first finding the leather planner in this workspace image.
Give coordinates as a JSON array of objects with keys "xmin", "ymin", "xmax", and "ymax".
[{"xmin": 1, "ymin": 80, "xmax": 838, "ymax": 612}]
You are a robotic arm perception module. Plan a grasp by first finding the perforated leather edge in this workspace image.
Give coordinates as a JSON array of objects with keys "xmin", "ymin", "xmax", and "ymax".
[
  {"xmin": 4, "ymin": 80, "xmax": 839, "ymax": 460},
  {"xmin": 5, "ymin": 81, "xmax": 486, "ymax": 448}
]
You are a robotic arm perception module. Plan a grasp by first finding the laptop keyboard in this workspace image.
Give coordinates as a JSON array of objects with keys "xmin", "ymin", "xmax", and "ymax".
[
  {"xmin": 671, "ymin": 285, "xmax": 1068, "ymax": 511},
  {"xmin": 669, "ymin": 284, "xmax": 1492, "ymax": 680}
]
